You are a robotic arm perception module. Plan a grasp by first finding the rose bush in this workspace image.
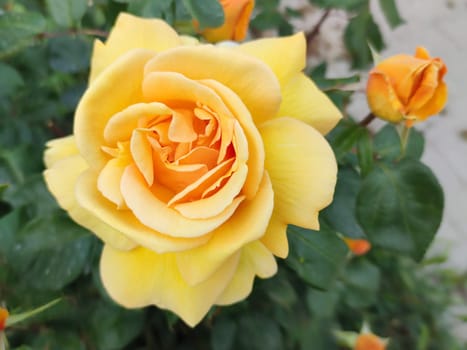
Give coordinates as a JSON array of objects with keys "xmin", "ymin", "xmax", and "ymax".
[
  {"xmin": 43, "ymin": 13, "xmax": 341, "ymax": 326},
  {"xmin": 366, "ymin": 46, "xmax": 447, "ymax": 126},
  {"xmin": 198, "ymin": 0, "xmax": 255, "ymax": 43}
]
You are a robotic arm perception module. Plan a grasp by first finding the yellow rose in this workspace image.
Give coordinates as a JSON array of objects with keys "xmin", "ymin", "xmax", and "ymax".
[
  {"xmin": 199, "ymin": 0, "xmax": 255, "ymax": 42},
  {"xmin": 366, "ymin": 46, "xmax": 447, "ymax": 127},
  {"xmin": 44, "ymin": 13, "xmax": 341, "ymax": 326}
]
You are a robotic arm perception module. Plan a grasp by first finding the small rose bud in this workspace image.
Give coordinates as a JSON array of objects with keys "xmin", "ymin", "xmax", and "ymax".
[
  {"xmin": 0, "ymin": 307, "xmax": 9, "ymax": 331},
  {"xmin": 355, "ymin": 332, "xmax": 387, "ymax": 350},
  {"xmin": 199, "ymin": 0, "xmax": 255, "ymax": 43},
  {"xmin": 366, "ymin": 46, "xmax": 447, "ymax": 127},
  {"xmin": 344, "ymin": 238, "xmax": 372, "ymax": 256}
]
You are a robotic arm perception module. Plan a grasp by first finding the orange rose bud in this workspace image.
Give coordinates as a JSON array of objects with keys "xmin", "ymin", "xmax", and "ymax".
[
  {"xmin": 355, "ymin": 333, "xmax": 387, "ymax": 350},
  {"xmin": 199, "ymin": 0, "xmax": 255, "ymax": 42},
  {"xmin": 344, "ymin": 237, "xmax": 371, "ymax": 256},
  {"xmin": 0, "ymin": 307, "xmax": 9, "ymax": 331},
  {"xmin": 366, "ymin": 46, "xmax": 447, "ymax": 127}
]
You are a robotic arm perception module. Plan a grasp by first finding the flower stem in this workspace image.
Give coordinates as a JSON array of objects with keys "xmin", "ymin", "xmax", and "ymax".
[
  {"xmin": 359, "ymin": 112, "xmax": 376, "ymax": 127},
  {"xmin": 399, "ymin": 124, "xmax": 411, "ymax": 158}
]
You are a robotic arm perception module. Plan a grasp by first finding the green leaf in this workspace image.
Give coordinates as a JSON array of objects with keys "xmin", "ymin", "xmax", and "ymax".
[
  {"xmin": 87, "ymin": 301, "xmax": 145, "ymax": 350},
  {"xmin": 45, "ymin": 0, "xmax": 88, "ymax": 27},
  {"xmin": 310, "ymin": 62, "xmax": 360, "ymax": 90},
  {"xmin": 326, "ymin": 119, "xmax": 367, "ymax": 161},
  {"xmin": 344, "ymin": 10, "xmax": 384, "ymax": 68},
  {"xmin": 356, "ymin": 128, "xmax": 373, "ymax": 176},
  {"xmin": 356, "ymin": 159, "xmax": 444, "ymax": 260},
  {"xmin": 10, "ymin": 212, "xmax": 95, "ymax": 290},
  {"xmin": 342, "ymin": 258, "xmax": 380, "ymax": 308},
  {"xmin": 211, "ymin": 318, "xmax": 237, "ymax": 350},
  {"xmin": 321, "ymin": 167, "xmax": 366, "ymax": 238},
  {"xmin": 262, "ymin": 269, "xmax": 297, "ymax": 309},
  {"xmin": 374, "ymin": 124, "xmax": 425, "ymax": 161},
  {"xmin": 48, "ymin": 36, "xmax": 92, "ymax": 73},
  {"xmin": 127, "ymin": 0, "xmax": 173, "ymax": 19},
  {"xmin": 0, "ymin": 11, "xmax": 46, "ymax": 59},
  {"xmin": 378, "ymin": 0, "xmax": 404, "ymax": 28},
  {"xmin": 182, "ymin": 0, "xmax": 225, "ymax": 29},
  {"xmin": 30, "ymin": 330, "xmax": 86, "ymax": 350},
  {"xmin": 0, "ymin": 62, "xmax": 24, "ymax": 98},
  {"xmin": 306, "ymin": 287, "xmax": 339, "ymax": 319},
  {"xmin": 235, "ymin": 313, "xmax": 283, "ymax": 350},
  {"xmin": 286, "ymin": 225, "xmax": 348, "ymax": 289}
]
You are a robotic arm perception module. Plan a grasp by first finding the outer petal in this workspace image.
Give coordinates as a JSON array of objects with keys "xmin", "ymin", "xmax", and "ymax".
[
  {"xmin": 100, "ymin": 245, "xmax": 240, "ymax": 327},
  {"xmin": 260, "ymin": 214, "xmax": 288, "ymax": 258},
  {"xmin": 277, "ymin": 73, "xmax": 342, "ymax": 134},
  {"xmin": 43, "ymin": 138, "xmax": 136, "ymax": 251},
  {"xmin": 366, "ymin": 71, "xmax": 405, "ymax": 123},
  {"xmin": 144, "ymin": 45, "xmax": 281, "ymax": 125},
  {"xmin": 175, "ymin": 173, "xmax": 274, "ymax": 285},
  {"xmin": 259, "ymin": 117, "xmax": 337, "ymax": 233},
  {"xmin": 75, "ymin": 49, "xmax": 156, "ymax": 170},
  {"xmin": 235, "ymin": 33, "xmax": 306, "ymax": 85},
  {"xmin": 75, "ymin": 168, "xmax": 213, "ymax": 252},
  {"xmin": 411, "ymin": 81, "xmax": 448, "ymax": 122},
  {"xmin": 90, "ymin": 13, "xmax": 181, "ymax": 82},
  {"xmin": 216, "ymin": 241, "xmax": 277, "ymax": 305}
]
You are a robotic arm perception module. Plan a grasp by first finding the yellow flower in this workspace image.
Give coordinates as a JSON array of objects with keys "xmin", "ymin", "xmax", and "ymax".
[
  {"xmin": 355, "ymin": 332, "xmax": 387, "ymax": 350},
  {"xmin": 366, "ymin": 46, "xmax": 447, "ymax": 127},
  {"xmin": 343, "ymin": 238, "xmax": 371, "ymax": 256},
  {"xmin": 43, "ymin": 13, "xmax": 341, "ymax": 326},
  {"xmin": 0, "ymin": 307, "xmax": 8, "ymax": 331},
  {"xmin": 199, "ymin": 0, "xmax": 255, "ymax": 42}
]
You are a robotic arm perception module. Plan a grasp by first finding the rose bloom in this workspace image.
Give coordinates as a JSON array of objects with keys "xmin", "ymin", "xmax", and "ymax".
[
  {"xmin": 0, "ymin": 307, "xmax": 8, "ymax": 331},
  {"xmin": 344, "ymin": 237, "xmax": 371, "ymax": 256},
  {"xmin": 199, "ymin": 0, "xmax": 255, "ymax": 42},
  {"xmin": 355, "ymin": 333, "xmax": 387, "ymax": 350},
  {"xmin": 366, "ymin": 46, "xmax": 447, "ymax": 127},
  {"xmin": 44, "ymin": 13, "xmax": 341, "ymax": 326}
]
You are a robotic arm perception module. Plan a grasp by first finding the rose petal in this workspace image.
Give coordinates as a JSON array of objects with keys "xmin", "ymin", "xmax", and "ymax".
[
  {"xmin": 260, "ymin": 214, "xmax": 289, "ymax": 258},
  {"xmin": 100, "ymin": 245, "xmax": 240, "ymax": 327},
  {"xmin": 277, "ymin": 73, "xmax": 342, "ymax": 135},
  {"xmin": 90, "ymin": 13, "xmax": 181, "ymax": 82},
  {"xmin": 144, "ymin": 45, "xmax": 281, "ymax": 125},
  {"xmin": 235, "ymin": 32, "xmax": 306, "ymax": 85},
  {"xmin": 43, "ymin": 138, "xmax": 136, "ymax": 251},
  {"xmin": 97, "ymin": 158, "xmax": 127, "ymax": 208},
  {"xmin": 75, "ymin": 168, "xmax": 212, "ymax": 252},
  {"xmin": 259, "ymin": 117, "xmax": 337, "ymax": 230},
  {"xmin": 216, "ymin": 241, "xmax": 277, "ymax": 305},
  {"xmin": 121, "ymin": 164, "xmax": 244, "ymax": 238},
  {"xmin": 75, "ymin": 49, "xmax": 156, "ymax": 170},
  {"xmin": 175, "ymin": 173, "xmax": 273, "ymax": 285}
]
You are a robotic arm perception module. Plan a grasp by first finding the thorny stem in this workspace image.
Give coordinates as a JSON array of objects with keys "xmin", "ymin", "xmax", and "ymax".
[
  {"xmin": 306, "ymin": 9, "xmax": 331, "ymax": 51},
  {"xmin": 359, "ymin": 112, "xmax": 376, "ymax": 127},
  {"xmin": 36, "ymin": 28, "xmax": 108, "ymax": 40}
]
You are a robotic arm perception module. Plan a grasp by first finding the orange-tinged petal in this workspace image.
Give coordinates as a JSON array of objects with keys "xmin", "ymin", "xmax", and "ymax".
[
  {"xmin": 406, "ymin": 63, "xmax": 441, "ymax": 113},
  {"xmin": 0, "ymin": 307, "xmax": 8, "ymax": 331},
  {"xmin": 143, "ymin": 45, "xmax": 281, "ymax": 125},
  {"xmin": 216, "ymin": 240, "xmax": 277, "ymax": 305},
  {"xmin": 90, "ymin": 13, "xmax": 181, "ymax": 82},
  {"xmin": 355, "ymin": 333, "xmax": 387, "ymax": 350},
  {"xmin": 200, "ymin": 0, "xmax": 255, "ymax": 42},
  {"xmin": 344, "ymin": 238, "xmax": 372, "ymax": 256},
  {"xmin": 130, "ymin": 129, "xmax": 154, "ymax": 186},
  {"xmin": 103, "ymin": 102, "xmax": 173, "ymax": 145},
  {"xmin": 236, "ymin": 32, "xmax": 306, "ymax": 85},
  {"xmin": 260, "ymin": 117, "xmax": 337, "ymax": 232},
  {"xmin": 75, "ymin": 168, "xmax": 212, "ymax": 252},
  {"xmin": 366, "ymin": 71, "xmax": 405, "ymax": 123},
  {"xmin": 120, "ymin": 164, "xmax": 244, "ymax": 238},
  {"xmin": 75, "ymin": 49, "xmax": 156, "ymax": 170},
  {"xmin": 199, "ymin": 79, "xmax": 264, "ymax": 198},
  {"xmin": 278, "ymin": 72, "xmax": 342, "ymax": 134},
  {"xmin": 100, "ymin": 245, "xmax": 240, "ymax": 327},
  {"xmin": 44, "ymin": 142, "xmax": 137, "ymax": 251},
  {"xmin": 410, "ymin": 81, "xmax": 447, "ymax": 122},
  {"xmin": 175, "ymin": 173, "xmax": 273, "ymax": 285}
]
